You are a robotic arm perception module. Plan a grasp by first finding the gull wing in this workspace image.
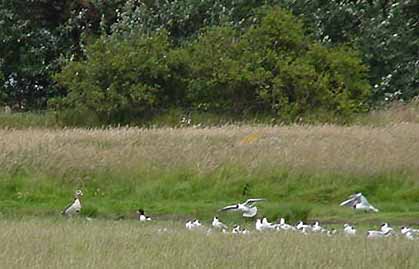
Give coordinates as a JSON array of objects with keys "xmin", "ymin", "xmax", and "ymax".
[
  {"xmin": 243, "ymin": 198, "xmax": 266, "ymax": 206},
  {"xmin": 219, "ymin": 222, "xmax": 228, "ymax": 229},
  {"xmin": 339, "ymin": 193, "xmax": 361, "ymax": 207},
  {"xmin": 62, "ymin": 199, "xmax": 76, "ymax": 215},
  {"xmin": 219, "ymin": 204, "xmax": 239, "ymax": 211},
  {"xmin": 339, "ymin": 197, "xmax": 357, "ymax": 207},
  {"xmin": 359, "ymin": 194, "xmax": 370, "ymax": 205},
  {"xmin": 358, "ymin": 194, "xmax": 379, "ymax": 212}
]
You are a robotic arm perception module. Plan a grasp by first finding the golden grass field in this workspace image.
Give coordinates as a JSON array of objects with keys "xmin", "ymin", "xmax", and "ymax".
[
  {"xmin": 1, "ymin": 123, "xmax": 419, "ymax": 177},
  {"xmin": 0, "ymin": 218, "xmax": 418, "ymax": 269}
]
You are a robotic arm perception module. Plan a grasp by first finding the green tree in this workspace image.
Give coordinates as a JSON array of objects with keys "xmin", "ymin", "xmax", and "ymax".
[
  {"xmin": 0, "ymin": 0, "xmax": 124, "ymax": 110},
  {"xmin": 286, "ymin": 0, "xmax": 419, "ymax": 103},
  {"xmin": 182, "ymin": 7, "xmax": 370, "ymax": 118},
  {"xmin": 54, "ymin": 31, "xmax": 179, "ymax": 124}
]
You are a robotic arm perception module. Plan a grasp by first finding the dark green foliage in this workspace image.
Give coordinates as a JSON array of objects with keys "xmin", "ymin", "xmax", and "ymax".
[
  {"xmin": 0, "ymin": 1, "xmax": 61, "ymax": 110},
  {"xmin": 110, "ymin": 0, "xmax": 261, "ymax": 41},
  {"xmin": 54, "ymin": 7, "xmax": 370, "ymax": 124},
  {"xmin": 287, "ymin": 0, "xmax": 419, "ymax": 103},
  {"xmin": 1, "ymin": 0, "xmax": 417, "ymax": 123},
  {"xmin": 0, "ymin": 0, "xmax": 122, "ymax": 111},
  {"xmin": 54, "ymin": 31, "xmax": 180, "ymax": 124},
  {"xmin": 182, "ymin": 8, "xmax": 370, "ymax": 118}
]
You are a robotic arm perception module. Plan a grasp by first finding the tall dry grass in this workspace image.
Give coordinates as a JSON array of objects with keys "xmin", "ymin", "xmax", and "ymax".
[
  {"xmin": 359, "ymin": 100, "xmax": 419, "ymax": 126},
  {"xmin": 2, "ymin": 112, "xmax": 419, "ymax": 221},
  {"xmin": 0, "ymin": 124, "xmax": 419, "ymax": 178},
  {"xmin": 0, "ymin": 218, "xmax": 417, "ymax": 269}
]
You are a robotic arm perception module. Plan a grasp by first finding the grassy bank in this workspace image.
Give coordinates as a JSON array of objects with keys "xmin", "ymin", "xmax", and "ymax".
[
  {"xmin": 0, "ymin": 125, "xmax": 419, "ymax": 223},
  {"xmin": 1, "ymin": 100, "xmax": 419, "ymax": 129},
  {"xmin": 0, "ymin": 218, "xmax": 418, "ymax": 269}
]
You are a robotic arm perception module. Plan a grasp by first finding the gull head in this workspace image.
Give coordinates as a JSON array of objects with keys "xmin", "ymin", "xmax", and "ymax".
[
  {"xmin": 381, "ymin": 223, "xmax": 390, "ymax": 229},
  {"xmin": 401, "ymin": 226, "xmax": 410, "ymax": 234},
  {"xmin": 75, "ymin": 190, "xmax": 83, "ymax": 197}
]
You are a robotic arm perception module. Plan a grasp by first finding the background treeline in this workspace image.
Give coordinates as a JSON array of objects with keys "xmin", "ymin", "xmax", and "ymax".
[{"xmin": 0, "ymin": 0, "xmax": 418, "ymax": 125}]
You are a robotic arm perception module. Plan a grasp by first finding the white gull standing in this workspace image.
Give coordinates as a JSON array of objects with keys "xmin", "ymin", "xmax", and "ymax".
[
  {"xmin": 261, "ymin": 217, "xmax": 277, "ymax": 230},
  {"xmin": 212, "ymin": 216, "xmax": 228, "ymax": 231},
  {"xmin": 276, "ymin": 218, "xmax": 296, "ymax": 231},
  {"xmin": 367, "ymin": 223, "xmax": 393, "ymax": 238},
  {"xmin": 311, "ymin": 221, "xmax": 326, "ymax": 233},
  {"xmin": 296, "ymin": 221, "xmax": 312, "ymax": 233},
  {"xmin": 186, "ymin": 219, "xmax": 202, "ymax": 230},
  {"xmin": 380, "ymin": 223, "xmax": 393, "ymax": 234},
  {"xmin": 343, "ymin": 224, "xmax": 357, "ymax": 236},
  {"xmin": 401, "ymin": 226, "xmax": 416, "ymax": 240}
]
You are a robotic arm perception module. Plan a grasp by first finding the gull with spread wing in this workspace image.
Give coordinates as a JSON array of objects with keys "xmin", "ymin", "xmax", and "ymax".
[
  {"xmin": 340, "ymin": 193, "xmax": 379, "ymax": 212},
  {"xmin": 219, "ymin": 198, "xmax": 266, "ymax": 218}
]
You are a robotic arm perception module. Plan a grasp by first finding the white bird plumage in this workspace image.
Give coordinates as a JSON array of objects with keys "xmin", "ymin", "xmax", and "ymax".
[
  {"xmin": 367, "ymin": 223, "xmax": 393, "ymax": 238},
  {"xmin": 276, "ymin": 218, "xmax": 296, "ymax": 231},
  {"xmin": 296, "ymin": 221, "xmax": 312, "ymax": 233},
  {"xmin": 212, "ymin": 216, "xmax": 228, "ymax": 230},
  {"xmin": 232, "ymin": 225, "xmax": 249, "ymax": 234},
  {"xmin": 380, "ymin": 223, "xmax": 393, "ymax": 234},
  {"xmin": 401, "ymin": 226, "xmax": 416, "ymax": 240},
  {"xmin": 255, "ymin": 218, "xmax": 263, "ymax": 231},
  {"xmin": 137, "ymin": 209, "xmax": 152, "ymax": 221},
  {"xmin": 186, "ymin": 219, "xmax": 202, "ymax": 230},
  {"xmin": 311, "ymin": 221, "xmax": 326, "ymax": 233},
  {"xmin": 340, "ymin": 193, "xmax": 379, "ymax": 212},
  {"xmin": 343, "ymin": 224, "xmax": 357, "ymax": 236},
  {"xmin": 367, "ymin": 230, "xmax": 392, "ymax": 238},
  {"xmin": 260, "ymin": 217, "xmax": 276, "ymax": 230},
  {"xmin": 59, "ymin": 190, "xmax": 419, "ymax": 241},
  {"xmin": 62, "ymin": 190, "xmax": 83, "ymax": 216},
  {"xmin": 219, "ymin": 198, "xmax": 266, "ymax": 218}
]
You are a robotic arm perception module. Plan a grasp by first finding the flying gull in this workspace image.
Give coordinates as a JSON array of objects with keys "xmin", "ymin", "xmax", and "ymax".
[
  {"xmin": 219, "ymin": 198, "xmax": 266, "ymax": 218},
  {"xmin": 340, "ymin": 193, "xmax": 379, "ymax": 212}
]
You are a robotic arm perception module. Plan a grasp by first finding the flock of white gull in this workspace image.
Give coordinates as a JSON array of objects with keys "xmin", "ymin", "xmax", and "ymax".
[{"xmin": 62, "ymin": 190, "xmax": 418, "ymax": 240}]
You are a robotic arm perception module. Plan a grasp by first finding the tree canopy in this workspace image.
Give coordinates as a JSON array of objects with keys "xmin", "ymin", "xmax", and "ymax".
[{"xmin": 0, "ymin": 0, "xmax": 417, "ymax": 124}]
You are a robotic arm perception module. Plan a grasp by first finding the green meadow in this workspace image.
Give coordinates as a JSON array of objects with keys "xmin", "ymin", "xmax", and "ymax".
[{"xmin": 1, "ymin": 124, "xmax": 419, "ymax": 225}]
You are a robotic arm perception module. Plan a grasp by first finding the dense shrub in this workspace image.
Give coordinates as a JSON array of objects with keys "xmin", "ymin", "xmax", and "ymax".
[
  {"xmin": 182, "ymin": 8, "xmax": 370, "ymax": 118},
  {"xmin": 55, "ymin": 7, "xmax": 370, "ymax": 124},
  {"xmin": 54, "ymin": 31, "xmax": 181, "ymax": 124}
]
